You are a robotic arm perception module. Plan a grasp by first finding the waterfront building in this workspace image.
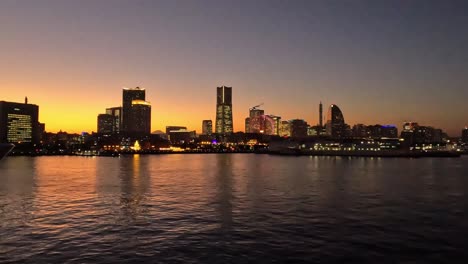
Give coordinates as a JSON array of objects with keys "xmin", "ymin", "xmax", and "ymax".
[
  {"xmin": 167, "ymin": 129, "xmax": 196, "ymax": 144},
  {"xmin": 290, "ymin": 119, "xmax": 308, "ymax": 138},
  {"xmin": 381, "ymin": 125, "xmax": 398, "ymax": 138},
  {"xmin": 463, "ymin": 127, "xmax": 468, "ymax": 143},
  {"xmin": 249, "ymin": 115, "xmax": 276, "ymax": 135},
  {"xmin": 97, "ymin": 114, "xmax": 114, "ymax": 134},
  {"xmin": 122, "ymin": 87, "xmax": 146, "ymax": 134},
  {"xmin": 130, "ymin": 100, "xmax": 151, "ymax": 135},
  {"xmin": 215, "ymin": 86, "xmax": 233, "ymax": 134},
  {"xmin": 202, "ymin": 120, "xmax": 213, "ymax": 135},
  {"xmin": 352, "ymin": 124, "xmax": 368, "ymax": 138},
  {"xmin": 0, "ymin": 99, "xmax": 40, "ymax": 144},
  {"xmin": 403, "ymin": 122, "xmax": 419, "ymax": 131},
  {"xmin": 245, "ymin": 107, "xmax": 265, "ymax": 134},
  {"xmin": 245, "ymin": 117, "xmax": 250, "ymax": 133},
  {"xmin": 326, "ymin": 104, "xmax": 346, "ymax": 139},
  {"xmin": 106, "ymin": 106, "xmax": 122, "ymax": 134},
  {"xmin": 166, "ymin": 126, "xmax": 187, "ymax": 135},
  {"xmin": 279, "ymin": 121, "xmax": 291, "ymax": 137},
  {"xmin": 308, "ymin": 126, "xmax": 318, "ymax": 136},
  {"xmin": 268, "ymin": 115, "xmax": 281, "ymax": 135},
  {"xmin": 319, "ymin": 101, "xmax": 323, "ymax": 128}
]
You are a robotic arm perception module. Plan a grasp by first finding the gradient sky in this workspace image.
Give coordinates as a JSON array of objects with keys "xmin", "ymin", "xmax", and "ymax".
[{"xmin": 1, "ymin": 0, "xmax": 467, "ymax": 136}]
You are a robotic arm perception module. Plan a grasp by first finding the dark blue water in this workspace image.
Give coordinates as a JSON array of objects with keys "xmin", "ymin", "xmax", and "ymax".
[{"xmin": 1, "ymin": 154, "xmax": 467, "ymax": 263}]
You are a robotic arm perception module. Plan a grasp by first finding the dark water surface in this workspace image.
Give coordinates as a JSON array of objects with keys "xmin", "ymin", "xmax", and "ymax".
[{"xmin": 1, "ymin": 154, "xmax": 467, "ymax": 263}]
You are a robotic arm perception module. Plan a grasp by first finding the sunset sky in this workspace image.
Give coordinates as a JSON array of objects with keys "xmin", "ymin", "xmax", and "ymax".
[{"xmin": 1, "ymin": 0, "xmax": 467, "ymax": 136}]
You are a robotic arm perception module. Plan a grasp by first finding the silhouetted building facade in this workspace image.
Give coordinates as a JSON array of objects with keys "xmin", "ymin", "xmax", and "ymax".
[
  {"xmin": 97, "ymin": 114, "xmax": 114, "ymax": 134},
  {"xmin": 215, "ymin": 86, "xmax": 233, "ymax": 134},
  {"xmin": 130, "ymin": 100, "xmax": 151, "ymax": 135},
  {"xmin": 0, "ymin": 100, "xmax": 39, "ymax": 144},
  {"xmin": 166, "ymin": 126, "xmax": 187, "ymax": 135},
  {"xmin": 463, "ymin": 127, "xmax": 468, "ymax": 143},
  {"xmin": 202, "ymin": 120, "xmax": 213, "ymax": 135},
  {"xmin": 352, "ymin": 124, "xmax": 368, "ymax": 138},
  {"xmin": 122, "ymin": 87, "xmax": 147, "ymax": 135},
  {"xmin": 326, "ymin": 104, "xmax": 346, "ymax": 139},
  {"xmin": 381, "ymin": 125, "xmax": 398, "ymax": 138},
  {"xmin": 166, "ymin": 128, "xmax": 196, "ymax": 144},
  {"xmin": 290, "ymin": 119, "xmax": 308, "ymax": 138},
  {"xmin": 245, "ymin": 117, "xmax": 250, "ymax": 133}
]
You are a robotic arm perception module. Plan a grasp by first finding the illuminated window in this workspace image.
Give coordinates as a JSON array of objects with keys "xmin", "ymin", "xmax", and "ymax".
[{"xmin": 7, "ymin": 113, "xmax": 32, "ymax": 143}]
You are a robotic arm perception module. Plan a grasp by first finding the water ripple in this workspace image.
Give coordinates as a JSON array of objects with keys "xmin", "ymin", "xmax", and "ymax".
[{"xmin": 0, "ymin": 155, "xmax": 467, "ymax": 263}]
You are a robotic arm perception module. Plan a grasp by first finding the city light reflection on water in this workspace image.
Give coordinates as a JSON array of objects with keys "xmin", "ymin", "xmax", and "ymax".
[{"xmin": 1, "ymin": 154, "xmax": 468, "ymax": 263}]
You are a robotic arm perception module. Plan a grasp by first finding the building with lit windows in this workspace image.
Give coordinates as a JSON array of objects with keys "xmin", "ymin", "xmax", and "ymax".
[
  {"xmin": 97, "ymin": 114, "xmax": 114, "ymax": 134},
  {"xmin": 326, "ymin": 104, "xmax": 346, "ymax": 139},
  {"xmin": 130, "ymin": 100, "xmax": 151, "ymax": 135},
  {"xmin": 0, "ymin": 99, "xmax": 39, "ymax": 144},
  {"xmin": 106, "ymin": 106, "xmax": 122, "ymax": 134},
  {"xmin": 122, "ymin": 87, "xmax": 146, "ymax": 134},
  {"xmin": 166, "ymin": 126, "xmax": 187, "ymax": 135},
  {"xmin": 202, "ymin": 120, "xmax": 213, "ymax": 135},
  {"xmin": 268, "ymin": 115, "xmax": 281, "ymax": 135},
  {"xmin": 245, "ymin": 108, "xmax": 264, "ymax": 133},
  {"xmin": 215, "ymin": 86, "xmax": 233, "ymax": 134},
  {"xmin": 248, "ymin": 115, "xmax": 277, "ymax": 135},
  {"xmin": 245, "ymin": 117, "xmax": 250, "ymax": 133},
  {"xmin": 279, "ymin": 121, "xmax": 291, "ymax": 137}
]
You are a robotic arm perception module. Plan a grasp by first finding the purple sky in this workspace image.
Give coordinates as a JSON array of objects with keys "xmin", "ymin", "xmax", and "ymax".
[{"xmin": 1, "ymin": 0, "xmax": 467, "ymax": 135}]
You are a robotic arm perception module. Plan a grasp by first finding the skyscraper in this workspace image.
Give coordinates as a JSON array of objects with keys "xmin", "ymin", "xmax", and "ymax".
[
  {"xmin": 326, "ymin": 104, "xmax": 346, "ymax": 139},
  {"xmin": 319, "ymin": 101, "xmax": 323, "ymax": 128},
  {"xmin": 0, "ymin": 99, "xmax": 39, "ymax": 144},
  {"xmin": 97, "ymin": 114, "xmax": 114, "ymax": 134},
  {"xmin": 122, "ymin": 87, "xmax": 146, "ymax": 134},
  {"xmin": 202, "ymin": 120, "xmax": 213, "ymax": 135},
  {"xmin": 130, "ymin": 100, "xmax": 151, "ymax": 135},
  {"xmin": 106, "ymin": 106, "xmax": 122, "ymax": 134},
  {"xmin": 215, "ymin": 86, "xmax": 233, "ymax": 134}
]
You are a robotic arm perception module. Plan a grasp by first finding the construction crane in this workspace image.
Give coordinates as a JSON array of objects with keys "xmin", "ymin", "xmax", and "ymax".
[{"xmin": 249, "ymin": 103, "xmax": 264, "ymax": 111}]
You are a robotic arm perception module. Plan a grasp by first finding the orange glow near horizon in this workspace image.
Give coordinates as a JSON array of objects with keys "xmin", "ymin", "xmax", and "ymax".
[{"xmin": 0, "ymin": 80, "xmax": 465, "ymax": 137}]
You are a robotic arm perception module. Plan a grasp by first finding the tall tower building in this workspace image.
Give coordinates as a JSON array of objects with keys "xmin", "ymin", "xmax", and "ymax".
[
  {"xmin": 215, "ymin": 86, "xmax": 233, "ymax": 134},
  {"xmin": 202, "ymin": 120, "xmax": 213, "ymax": 135},
  {"xmin": 122, "ymin": 87, "xmax": 146, "ymax": 134},
  {"xmin": 130, "ymin": 100, "xmax": 151, "ymax": 135},
  {"xmin": 319, "ymin": 101, "xmax": 323, "ymax": 128}
]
